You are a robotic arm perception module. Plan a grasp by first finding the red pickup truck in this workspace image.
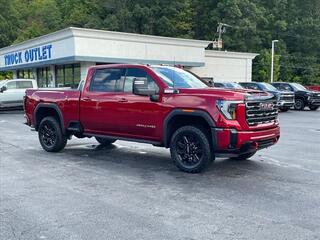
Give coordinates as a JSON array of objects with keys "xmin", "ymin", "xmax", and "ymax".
[{"xmin": 24, "ymin": 64, "xmax": 280, "ymax": 173}]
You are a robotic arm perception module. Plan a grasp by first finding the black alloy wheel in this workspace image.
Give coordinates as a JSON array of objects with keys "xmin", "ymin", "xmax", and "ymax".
[
  {"xmin": 38, "ymin": 117, "xmax": 67, "ymax": 152},
  {"xmin": 176, "ymin": 134, "xmax": 203, "ymax": 166},
  {"xmin": 40, "ymin": 123, "xmax": 57, "ymax": 147},
  {"xmin": 170, "ymin": 125, "xmax": 213, "ymax": 173},
  {"xmin": 294, "ymin": 99, "xmax": 305, "ymax": 110}
]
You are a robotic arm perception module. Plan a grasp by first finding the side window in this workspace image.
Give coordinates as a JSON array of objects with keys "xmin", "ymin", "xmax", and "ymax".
[
  {"xmin": 124, "ymin": 68, "xmax": 159, "ymax": 93},
  {"xmin": 282, "ymin": 84, "xmax": 293, "ymax": 91},
  {"xmin": 17, "ymin": 81, "xmax": 33, "ymax": 89},
  {"xmin": 242, "ymin": 84, "xmax": 252, "ymax": 89},
  {"xmin": 214, "ymin": 83, "xmax": 223, "ymax": 88},
  {"xmin": 6, "ymin": 81, "xmax": 17, "ymax": 89},
  {"xmin": 90, "ymin": 68, "xmax": 125, "ymax": 92},
  {"xmin": 250, "ymin": 84, "xmax": 259, "ymax": 90},
  {"xmin": 272, "ymin": 84, "xmax": 280, "ymax": 90}
]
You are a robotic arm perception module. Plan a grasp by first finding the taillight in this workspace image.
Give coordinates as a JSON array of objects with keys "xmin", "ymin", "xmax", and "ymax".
[{"xmin": 23, "ymin": 96, "xmax": 27, "ymax": 111}]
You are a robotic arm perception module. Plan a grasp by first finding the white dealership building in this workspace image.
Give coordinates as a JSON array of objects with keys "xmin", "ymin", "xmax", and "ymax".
[{"xmin": 0, "ymin": 27, "xmax": 258, "ymax": 88}]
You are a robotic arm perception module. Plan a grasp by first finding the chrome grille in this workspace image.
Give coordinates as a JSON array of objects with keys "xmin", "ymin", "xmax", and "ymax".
[
  {"xmin": 310, "ymin": 93, "xmax": 320, "ymax": 101},
  {"xmin": 280, "ymin": 95, "xmax": 294, "ymax": 101},
  {"xmin": 246, "ymin": 100, "xmax": 278, "ymax": 126}
]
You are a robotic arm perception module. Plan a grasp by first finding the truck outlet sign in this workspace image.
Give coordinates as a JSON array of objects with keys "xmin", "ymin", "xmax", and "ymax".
[{"xmin": 4, "ymin": 44, "xmax": 53, "ymax": 66}]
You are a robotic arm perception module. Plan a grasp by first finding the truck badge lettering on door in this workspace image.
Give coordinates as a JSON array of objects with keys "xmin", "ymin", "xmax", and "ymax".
[{"xmin": 136, "ymin": 124, "xmax": 156, "ymax": 129}]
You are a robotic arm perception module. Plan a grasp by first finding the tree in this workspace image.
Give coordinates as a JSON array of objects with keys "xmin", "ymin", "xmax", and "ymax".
[{"xmin": 0, "ymin": 0, "xmax": 319, "ymax": 84}]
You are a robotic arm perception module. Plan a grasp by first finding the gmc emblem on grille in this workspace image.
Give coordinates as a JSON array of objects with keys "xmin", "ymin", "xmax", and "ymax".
[{"xmin": 260, "ymin": 102, "xmax": 274, "ymax": 110}]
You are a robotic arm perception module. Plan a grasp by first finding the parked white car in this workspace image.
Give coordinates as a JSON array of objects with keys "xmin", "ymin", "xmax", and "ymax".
[{"xmin": 0, "ymin": 79, "xmax": 38, "ymax": 109}]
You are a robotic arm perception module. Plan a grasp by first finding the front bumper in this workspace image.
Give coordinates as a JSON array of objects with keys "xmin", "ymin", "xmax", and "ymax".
[
  {"xmin": 278, "ymin": 100, "xmax": 294, "ymax": 108},
  {"xmin": 213, "ymin": 126, "xmax": 280, "ymax": 157},
  {"xmin": 308, "ymin": 99, "xmax": 320, "ymax": 106}
]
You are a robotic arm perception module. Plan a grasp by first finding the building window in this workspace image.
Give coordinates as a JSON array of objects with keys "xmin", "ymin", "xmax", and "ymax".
[
  {"xmin": 37, "ymin": 67, "xmax": 53, "ymax": 88},
  {"xmin": 17, "ymin": 69, "xmax": 35, "ymax": 79},
  {"xmin": 55, "ymin": 64, "xmax": 80, "ymax": 88}
]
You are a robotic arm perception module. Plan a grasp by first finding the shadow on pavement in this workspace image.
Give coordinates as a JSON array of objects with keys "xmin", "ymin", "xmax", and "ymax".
[{"xmin": 55, "ymin": 141, "xmax": 264, "ymax": 182}]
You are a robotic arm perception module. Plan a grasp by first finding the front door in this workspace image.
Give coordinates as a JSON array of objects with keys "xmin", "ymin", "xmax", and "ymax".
[{"xmin": 115, "ymin": 67, "xmax": 163, "ymax": 141}]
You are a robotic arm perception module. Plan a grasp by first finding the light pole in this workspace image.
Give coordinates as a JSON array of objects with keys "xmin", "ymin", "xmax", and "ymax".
[{"xmin": 271, "ymin": 40, "xmax": 279, "ymax": 83}]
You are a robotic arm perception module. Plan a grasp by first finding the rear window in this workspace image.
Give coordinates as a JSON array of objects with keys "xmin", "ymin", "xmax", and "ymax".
[
  {"xmin": 17, "ymin": 81, "xmax": 33, "ymax": 89},
  {"xmin": 90, "ymin": 68, "xmax": 125, "ymax": 92}
]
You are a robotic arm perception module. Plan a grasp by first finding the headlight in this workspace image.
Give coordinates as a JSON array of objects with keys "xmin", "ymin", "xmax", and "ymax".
[
  {"xmin": 276, "ymin": 94, "xmax": 281, "ymax": 101},
  {"xmin": 216, "ymin": 100, "xmax": 242, "ymax": 120},
  {"xmin": 306, "ymin": 93, "xmax": 311, "ymax": 100}
]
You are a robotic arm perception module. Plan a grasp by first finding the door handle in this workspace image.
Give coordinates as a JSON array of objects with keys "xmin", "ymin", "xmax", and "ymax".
[
  {"xmin": 118, "ymin": 98, "xmax": 128, "ymax": 103},
  {"xmin": 82, "ymin": 98, "xmax": 92, "ymax": 102}
]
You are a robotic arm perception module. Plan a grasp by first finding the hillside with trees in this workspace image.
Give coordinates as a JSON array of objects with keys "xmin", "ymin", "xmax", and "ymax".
[{"xmin": 0, "ymin": 0, "xmax": 319, "ymax": 84}]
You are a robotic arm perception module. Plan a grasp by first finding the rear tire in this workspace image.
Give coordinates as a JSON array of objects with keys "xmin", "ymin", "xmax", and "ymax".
[
  {"xmin": 231, "ymin": 151, "xmax": 256, "ymax": 161},
  {"xmin": 95, "ymin": 137, "xmax": 116, "ymax": 146},
  {"xmin": 170, "ymin": 125, "xmax": 213, "ymax": 173},
  {"xmin": 309, "ymin": 106, "xmax": 319, "ymax": 111},
  {"xmin": 38, "ymin": 117, "xmax": 67, "ymax": 152},
  {"xmin": 294, "ymin": 99, "xmax": 305, "ymax": 110}
]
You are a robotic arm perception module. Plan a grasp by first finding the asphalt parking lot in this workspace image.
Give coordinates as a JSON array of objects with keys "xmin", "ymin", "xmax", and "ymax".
[{"xmin": 0, "ymin": 109, "xmax": 319, "ymax": 240}]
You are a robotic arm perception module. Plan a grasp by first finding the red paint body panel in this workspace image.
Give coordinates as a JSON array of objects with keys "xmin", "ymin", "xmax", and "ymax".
[{"xmin": 24, "ymin": 64, "xmax": 280, "ymax": 155}]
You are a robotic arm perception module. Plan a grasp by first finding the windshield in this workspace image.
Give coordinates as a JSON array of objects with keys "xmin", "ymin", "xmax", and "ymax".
[
  {"xmin": 259, "ymin": 83, "xmax": 278, "ymax": 91},
  {"xmin": 224, "ymin": 82, "xmax": 244, "ymax": 89},
  {"xmin": 151, "ymin": 66, "xmax": 208, "ymax": 89},
  {"xmin": 291, "ymin": 83, "xmax": 307, "ymax": 91}
]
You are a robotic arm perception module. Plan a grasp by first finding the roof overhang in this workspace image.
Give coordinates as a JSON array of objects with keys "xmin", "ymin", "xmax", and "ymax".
[
  {"xmin": 205, "ymin": 50, "xmax": 259, "ymax": 60},
  {"xmin": 0, "ymin": 27, "xmax": 211, "ymax": 71}
]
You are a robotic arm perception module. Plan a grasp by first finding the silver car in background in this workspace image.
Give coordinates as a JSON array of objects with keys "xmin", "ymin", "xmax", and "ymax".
[{"xmin": 0, "ymin": 79, "xmax": 38, "ymax": 109}]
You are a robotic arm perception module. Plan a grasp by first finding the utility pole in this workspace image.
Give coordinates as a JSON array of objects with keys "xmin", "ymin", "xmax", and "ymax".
[
  {"xmin": 213, "ymin": 23, "xmax": 232, "ymax": 50},
  {"xmin": 271, "ymin": 40, "xmax": 279, "ymax": 83}
]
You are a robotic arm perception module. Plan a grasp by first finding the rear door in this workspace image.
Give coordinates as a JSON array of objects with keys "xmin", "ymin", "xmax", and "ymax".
[{"xmin": 80, "ymin": 67, "xmax": 127, "ymax": 135}]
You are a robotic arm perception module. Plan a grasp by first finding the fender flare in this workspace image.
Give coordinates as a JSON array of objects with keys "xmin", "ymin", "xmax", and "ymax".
[
  {"xmin": 162, "ymin": 109, "xmax": 216, "ymax": 148},
  {"xmin": 34, "ymin": 103, "xmax": 65, "ymax": 134}
]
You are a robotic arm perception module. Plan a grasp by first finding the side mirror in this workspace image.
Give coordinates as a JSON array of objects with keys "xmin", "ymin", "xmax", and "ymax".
[
  {"xmin": 0, "ymin": 86, "xmax": 7, "ymax": 93},
  {"xmin": 133, "ymin": 78, "xmax": 157, "ymax": 96}
]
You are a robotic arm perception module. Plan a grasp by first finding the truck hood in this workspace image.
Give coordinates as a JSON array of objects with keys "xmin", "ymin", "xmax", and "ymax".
[
  {"xmin": 295, "ymin": 90, "xmax": 320, "ymax": 96},
  {"xmin": 178, "ymin": 87, "xmax": 272, "ymax": 101}
]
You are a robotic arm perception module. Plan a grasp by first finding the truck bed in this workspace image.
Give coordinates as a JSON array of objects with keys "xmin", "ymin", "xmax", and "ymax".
[{"xmin": 25, "ymin": 89, "xmax": 81, "ymax": 129}]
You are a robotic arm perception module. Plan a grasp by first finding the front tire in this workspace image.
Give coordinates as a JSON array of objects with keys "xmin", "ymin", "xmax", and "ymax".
[
  {"xmin": 309, "ymin": 106, "xmax": 319, "ymax": 111},
  {"xmin": 170, "ymin": 126, "xmax": 213, "ymax": 173},
  {"xmin": 95, "ymin": 137, "xmax": 116, "ymax": 146},
  {"xmin": 294, "ymin": 99, "xmax": 305, "ymax": 110},
  {"xmin": 38, "ymin": 117, "xmax": 67, "ymax": 152}
]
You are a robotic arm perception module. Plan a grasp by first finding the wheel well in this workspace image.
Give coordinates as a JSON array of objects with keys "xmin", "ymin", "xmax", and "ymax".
[
  {"xmin": 165, "ymin": 115, "xmax": 212, "ymax": 147},
  {"xmin": 35, "ymin": 107, "xmax": 62, "ymax": 131}
]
